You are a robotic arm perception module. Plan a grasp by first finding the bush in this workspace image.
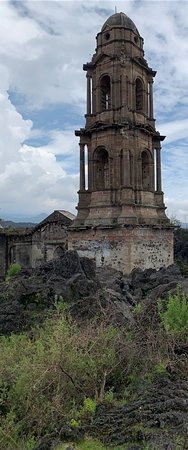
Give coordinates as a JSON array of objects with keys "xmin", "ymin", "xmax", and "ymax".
[
  {"xmin": 78, "ymin": 397, "xmax": 96, "ymax": 418},
  {"xmin": 6, "ymin": 263, "xmax": 21, "ymax": 279},
  {"xmin": 104, "ymin": 388, "xmax": 114, "ymax": 403},
  {"xmin": 159, "ymin": 291, "xmax": 188, "ymax": 337},
  {"xmin": 0, "ymin": 315, "xmax": 119, "ymax": 449},
  {"xmin": 0, "ymin": 290, "xmax": 187, "ymax": 448}
]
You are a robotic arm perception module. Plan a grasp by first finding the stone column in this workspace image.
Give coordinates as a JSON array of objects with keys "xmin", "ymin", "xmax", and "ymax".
[
  {"xmin": 146, "ymin": 82, "xmax": 149, "ymax": 117},
  {"xmin": 156, "ymin": 144, "xmax": 162, "ymax": 192},
  {"xmin": 132, "ymin": 81, "xmax": 135, "ymax": 111},
  {"xmin": 87, "ymin": 143, "xmax": 92, "ymax": 191},
  {"xmin": 137, "ymin": 157, "xmax": 142, "ymax": 189},
  {"xmin": 149, "ymin": 80, "xmax": 154, "ymax": 119},
  {"xmin": 92, "ymin": 74, "xmax": 96, "ymax": 114},
  {"xmin": 121, "ymin": 73, "xmax": 126, "ymax": 105},
  {"xmin": 130, "ymin": 153, "xmax": 133, "ymax": 187},
  {"xmin": 151, "ymin": 152, "xmax": 155, "ymax": 191},
  {"xmin": 124, "ymin": 150, "xmax": 131, "ymax": 186},
  {"xmin": 87, "ymin": 75, "xmax": 91, "ymax": 115},
  {"xmin": 79, "ymin": 143, "xmax": 85, "ymax": 191}
]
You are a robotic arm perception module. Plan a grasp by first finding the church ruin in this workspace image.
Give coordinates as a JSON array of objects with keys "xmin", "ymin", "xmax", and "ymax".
[{"xmin": 68, "ymin": 12, "xmax": 174, "ymax": 274}]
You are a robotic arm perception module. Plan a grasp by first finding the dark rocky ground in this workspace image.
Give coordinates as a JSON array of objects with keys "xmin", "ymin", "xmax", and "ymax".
[
  {"xmin": 0, "ymin": 250, "xmax": 188, "ymax": 449},
  {"xmin": 0, "ymin": 249, "xmax": 188, "ymax": 336},
  {"xmin": 92, "ymin": 377, "xmax": 188, "ymax": 449}
]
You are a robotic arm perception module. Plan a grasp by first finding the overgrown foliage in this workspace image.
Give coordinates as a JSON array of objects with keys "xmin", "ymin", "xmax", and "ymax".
[
  {"xmin": 0, "ymin": 289, "xmax": 187, "ymax": 449},
  {"xmin": 6, "ymin": 262, "xmax": 21, "ymax": 280},
  {"xmin": 159, "ymin": 290, "xmax": 188, "ymax": 338}
]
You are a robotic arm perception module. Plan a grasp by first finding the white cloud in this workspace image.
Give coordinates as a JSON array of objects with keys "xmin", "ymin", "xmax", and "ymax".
[
  {"xmin": 0, "ymin": 0, "xmax": 187, "ymax": 221},
  {"xmin": 0, "ymin": 81, "xmax": 78, "ymax": 217},
  {"xmin": 0, "ymin": 0, "xmax": 187, "ymax": 115}
]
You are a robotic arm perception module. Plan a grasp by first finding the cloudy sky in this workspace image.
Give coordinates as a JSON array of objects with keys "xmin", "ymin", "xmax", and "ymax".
[{"xmin": 0, "ymin": 0, "xmax": 187, "ymax": 222}]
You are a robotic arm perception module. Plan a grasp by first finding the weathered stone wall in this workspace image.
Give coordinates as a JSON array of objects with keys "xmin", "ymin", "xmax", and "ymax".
[
  {"xmin": 0, "ymin": 233, "xmax": 8, "ymax": 278},
  {"xmin": 68, "ymin": 225, "xmax": 174, "ymax": 274},
  {"xmin": 31, "ymin": 221, "xmax": 68, "ymax": 268},
  {"xmin": 8, "ymin": 241, "xmax": 32, "ymax": 269},
  {"xmin": 0, "ymin": 214, "xmax": 72, "ymax": 277}
]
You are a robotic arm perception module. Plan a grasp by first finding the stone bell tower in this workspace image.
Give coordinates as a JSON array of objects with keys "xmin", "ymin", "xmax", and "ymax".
[{"xmin": 68, "ymin": 12, "xmax": 174, "ymax": 274}]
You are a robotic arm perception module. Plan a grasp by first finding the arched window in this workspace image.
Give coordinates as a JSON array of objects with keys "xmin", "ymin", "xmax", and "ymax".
[
  {"xmin": 136, "ymin": 78, "xmax": 144, "ymax": 111},
  {"xmin": 142, "ymin": 151, "xmax": 150, "ymax": 190},
  {"xmin": 94, "ymin": 147, "xmax": 109, "ymax": 190},
  {"xmin": 100, "ymin": 75, "xmax": 111, "ymax": 111}
]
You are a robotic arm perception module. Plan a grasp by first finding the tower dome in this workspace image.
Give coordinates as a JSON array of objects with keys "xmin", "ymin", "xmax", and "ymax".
[{"xmin": 101, "ymin": 12, "xmax": 139, "ymax": 35}]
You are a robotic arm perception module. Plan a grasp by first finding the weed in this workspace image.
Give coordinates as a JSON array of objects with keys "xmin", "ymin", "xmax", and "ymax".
[
  {"xmin": 104, "ymin": 388, "xmax": 114, "ymax": 403},
  {"xmin": 6, "ymin": 263, "xmax": 21, "ymax": 280},
  {"xmin": 159, "ymin": 290, "xmax": 188, "ymax": 337},
  {"xmin": 134, "ymin": 303, "xmax": 142, "ymax": 314}
]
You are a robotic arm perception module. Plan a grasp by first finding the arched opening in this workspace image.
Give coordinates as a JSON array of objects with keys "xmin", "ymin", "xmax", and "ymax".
[
  {"xmin": 141, "ymin": 151, "xmax": 150, "ymax": 190},
  {"xmin": 94, "ymin": 147, "xmax": 109, "ymax": 190},
  {"xmin": 136, "ymin": 78, "xmax": 144, "ymax": 111},
  {"xmin": 100, "ymin": 75, "xmax": 111, "ymax": 111}
]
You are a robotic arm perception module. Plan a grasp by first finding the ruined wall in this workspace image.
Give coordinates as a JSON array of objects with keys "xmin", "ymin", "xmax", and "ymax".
[
  {"xmin": 31, "ymin": 221, "xmax": 68, "ymax": 268},
  {"xmin": 3, "ymin": 221, "xmax": 69, "ymax": 275},
  {"xmin": 0, "ymin": 233, "xmax": 8, "ymax": 278},
  {"xmin": 9, "ymin": 241, "xmax": 32, "ymax": 269},
  {"xmin": 68, "ymin": 226, "xmax": 174, "ymax": 274}
]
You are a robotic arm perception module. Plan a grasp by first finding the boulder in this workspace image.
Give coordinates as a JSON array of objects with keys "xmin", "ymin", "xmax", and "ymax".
[{"xmin": 92, "ymin": 375, "xmax": 188, "ymax": 449}]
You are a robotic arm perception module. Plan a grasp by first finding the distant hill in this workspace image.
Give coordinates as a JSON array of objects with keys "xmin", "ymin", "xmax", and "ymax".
[
  {"xmin": 1, "ymin": 213, "xmax": 48, "ymax": 224},
  {"xmin": 1, "ymin": 220, "xmax": 36, "ymax": 229},
  {"xmin": 0, "ymin": 213, "xmax": 49, "ymax": 229}
]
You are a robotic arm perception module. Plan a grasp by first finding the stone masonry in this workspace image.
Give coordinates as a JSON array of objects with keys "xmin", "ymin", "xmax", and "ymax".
[
  {"xmin": 68, "ymin": 12, "xmax": 174, "ymax": 274},
  {"xmin": 0, "ymin": 210, "xmax": 75, "ymax": 277}
]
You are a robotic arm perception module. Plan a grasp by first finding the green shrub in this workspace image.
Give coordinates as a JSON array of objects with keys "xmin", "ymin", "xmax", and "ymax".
[
  {"xmin": 133, "ymin": 303, "xmax": 142, "ymax": 314},
  {"xmin": 0, "ymin": 289, "xmax": 187, "ymax": 448},
  {"xmin": 0, "ymin": 316, "xmax": 118, "ymax": 448},
  {"xmin": 79, "ymin": 397, "xmax": 96, "ymax": 418},
  {"xmin": 6, "ymin": 263, "xmax": 21, "ymax": 279},
  {"xmin": 159, "ymin": 291, "xmax": 188, "ymax": 337},
  {"xmin": 104, "ymin": 388, "xmax": 114, "ymax": 403},
  {"xmin": 70, "ymin": 418, "xmax": 81, "ymax": 428},
  {"xmin": 153, "ymin": 362, "xmax": 168, "ymax": 375}
]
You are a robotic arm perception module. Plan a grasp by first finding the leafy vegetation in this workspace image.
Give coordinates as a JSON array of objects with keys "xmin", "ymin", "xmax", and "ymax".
[
  {"xmin": 0, "ymin": 288, "xmax": 187, "ymax": 449},
  {"xmin": 0, "ymin": 314, "xmax": 120, "ymax": 449},
  {"xmin": 159, "ymin": 290, "xmax": 188, "ymax": 337},
  {"xmin": 6, "ymin": 262, "xmax": 21, "ymax": 280}
]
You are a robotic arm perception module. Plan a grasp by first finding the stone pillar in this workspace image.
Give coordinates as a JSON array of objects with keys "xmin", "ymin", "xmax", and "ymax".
[
  {"xmin": 137, "ymin": 157, "xmax": 142, "ymax": 189},
  {"xmin": 156, "ymin": 144, "xmax": 162, "ymax": 192},
  {"xmin": 92, "ymin": 74, "xmax": 96, "ymax": 114},
  {"xmin": 87, "ymin": 76, "xmax": 91, "ymax": 115},
  {"xmin": 130, "ymin": 153, "xmax": 133, "ymax": 187},
  {"xmin": 149, "ymin": 80, "xmax": 154, "ymax": 119},
  {"xmin": 151, "ymin": 155, "xmax": 155, "ymax": 191},
  {"xmin": 146, "ymin": 82, "xmax": 149, "ymax": 117},
  {"xmin": 121, "ymin": 73, "xmax": 126, "ymax": 105},
  {"xmin": 79, "ymin": 143, "xmax": 85, "ymax": 191},
  {"xmin": 87, "ymin": 143, "xmax": 92, "ymax": 191},
  {"xmin": 124, "ymin": 150, "xmax": 131, "ymax": 186},
  {"xmin": 131, "ymin": 81, "xmax": 135, "ymax": 110}
]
